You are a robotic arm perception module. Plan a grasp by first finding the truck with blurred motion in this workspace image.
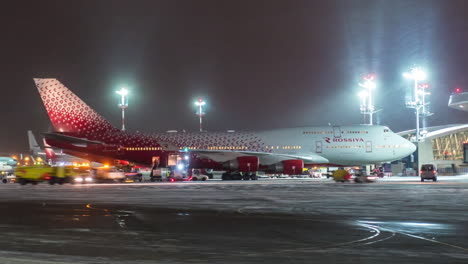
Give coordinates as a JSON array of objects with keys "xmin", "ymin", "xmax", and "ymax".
[
  {"xmin": 14, "ymin": 165, "xmax": 75, "ymax": 185},
  {"xmin": 90, "ymin": 166, "xmax": 126, "ymax": 183}
]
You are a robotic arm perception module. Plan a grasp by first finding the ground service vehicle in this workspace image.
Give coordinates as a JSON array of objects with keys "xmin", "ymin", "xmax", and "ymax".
[
  {"xmin": 14, "ymin": 165, "xmax": 75, "ymax": 185},
  {"xmin": 332, "ymin": 169, "xmax": 351, "ymax": 182},
  {"xmin": 190, "ymin": 169, "xmax": 209, "ymax": 181},
  {"xmin": 353, "ymin": 169, "xmax": 378, "ymax": 183},
  {"xmin": 150, "ymin": 168, "xmax": 170, "ymax": 182},
  {"xmin": 71, "ymin": 166, "xmax": 93, "ymax": 183},
  {"xmin": 420, "ymin": 164, "xmax": 437, "ymax": 182},
  {"xmin": 123, "ymin": 172, "xmax": 143, "ymax": 182},
  {"xmin": 92, "ymin": 167, "xmax": 126, "ymax": 183},
  {"xmin": 1, "ymin": 174, "xmax": 15, "ymax": 183}
]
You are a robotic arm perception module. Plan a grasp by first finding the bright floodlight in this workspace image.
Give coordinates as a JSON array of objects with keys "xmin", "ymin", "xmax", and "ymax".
[
  {"xmin": 358, "ymin": 90, "xmax": 368, "ymax": 98},
  {"xmin": 116, "ymin": 87, "xmax": 129, "ymax": 131},
  {"xmin": 116, "ymin": 87, "xmax": 128, "ymax": 96},
  {"xmin": 413, "ymin": 68, "xmax": 427, "ymax": 80},
  {"xmin": 403, "ymin": 66, "xmax": 429, "ymax": 143},
  {"xmin": 403, "ymin": 72, "xmax": 412, "ymax": 79},
  {"xmin": 358, "ymin": 74, "xmax": 378, "ymax": 125},
  {"xmin": 403, "ymin": 67, "xmax": 427, "ymax": 81},
  {"xmin": 195, "ymin": 99, "xmax": 206, "ymax": 106},
  {"xmin": 195, "ymin": 98, "xmax": 206, "ymax": 132}
]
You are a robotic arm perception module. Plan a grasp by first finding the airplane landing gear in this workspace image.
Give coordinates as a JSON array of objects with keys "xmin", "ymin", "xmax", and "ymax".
[{"xmin": 221, "ymin": 173, "xmax": 232, "ymax": 181}]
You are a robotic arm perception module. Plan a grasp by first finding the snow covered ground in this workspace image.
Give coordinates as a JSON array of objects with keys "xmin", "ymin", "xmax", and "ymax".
[{"xmin": 0, "ymin": 177, "xmax": 467, "ymax": 263}]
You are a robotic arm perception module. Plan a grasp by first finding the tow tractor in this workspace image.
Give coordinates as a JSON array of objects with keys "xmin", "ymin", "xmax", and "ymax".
[{"xmin": 189, "ymin": 169, "xmax": 210, "ymax": 181}]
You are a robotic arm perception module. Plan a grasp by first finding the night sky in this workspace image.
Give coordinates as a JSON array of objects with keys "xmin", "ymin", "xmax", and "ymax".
[{"xmin": 1, "ymin": 0, "xmax": 468, "ymax": 153}]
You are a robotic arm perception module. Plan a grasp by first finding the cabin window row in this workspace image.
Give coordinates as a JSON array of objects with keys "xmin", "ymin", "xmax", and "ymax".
[
  {"xmin": 376, "ymin": 145, "xmax": 403, "ymax": 148},
  {"xmin": 207, "ymin": 146, "xmax": 248, "ymax": 150},
  {"xmin": 342, "ymin": 131, "xmax": 369, "ymax": 134},
  {"xmin": 266, "ymin": 146, "xmax": 302, "ymax": 150},
  {"xmin": 303, "ymin": 131, "xmax": 333, "ymax": 134},
  {"xmin": 126, "ymin": 147, "xmax": 163, "ymax": 151},
  {"xmin": 326, "ymin": 145, "xmax": 364, "ymax": 149}
]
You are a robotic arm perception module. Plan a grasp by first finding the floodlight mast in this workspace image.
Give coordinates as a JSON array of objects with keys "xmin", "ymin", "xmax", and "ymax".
[
  {"xmin": 403, "ymin": 67, "xmax": 428, "ymax": 142},
  {"xmin": 358, "ymin": 74, "xmax": 377, "ymax": 125},
  {"xmin": 195, "ymin": 98, "xmax": 206, "ymax": 132},
  {"xmin": 116, "ymin": 87, "xmax": 129, "ymax": 131}
]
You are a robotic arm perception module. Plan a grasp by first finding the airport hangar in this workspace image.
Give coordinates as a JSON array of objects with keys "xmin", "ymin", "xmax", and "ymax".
[{"xmin": 392, "ymin": 92, "xmax": 468, "ymax": 176}]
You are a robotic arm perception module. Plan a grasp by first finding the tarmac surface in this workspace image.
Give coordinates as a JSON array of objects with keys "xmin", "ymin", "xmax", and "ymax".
[{"xmin": 0, "ymin": 176, "xmax": 467, "ymax": 263}]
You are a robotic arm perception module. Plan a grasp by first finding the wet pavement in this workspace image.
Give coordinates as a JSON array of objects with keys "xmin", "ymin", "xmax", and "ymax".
[{"xmin": 0, "ymin": 178, "xmax": 467, "ymax": 263}]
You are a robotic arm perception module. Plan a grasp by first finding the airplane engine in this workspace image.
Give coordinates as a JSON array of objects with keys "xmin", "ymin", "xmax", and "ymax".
[
  {"xmin": 270, "ymin": 159, "xmax": 304, "ymax": 175},
  {"xmin": 223, "ymin": 156, "xmax": 259, "ymax": 172}
]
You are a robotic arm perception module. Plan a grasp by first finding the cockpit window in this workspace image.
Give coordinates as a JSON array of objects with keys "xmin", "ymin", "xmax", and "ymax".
[{"xmin": 383, "ymin": 127, "xmax": 392, "ymax": 133}]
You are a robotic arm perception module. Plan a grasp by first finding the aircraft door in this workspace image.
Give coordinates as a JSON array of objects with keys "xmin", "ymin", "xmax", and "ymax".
[
  {"xmin": 152, "ymin": 156, "xmax": 160, "ymax": 168},
  {"xmin": 366, "ymin": 141, "xmax": 372, "ymax": 153},
  {"xmin": 316, "ymin": 141, "xmax": 322, "ymax": 153},
  {"xmin": 168, "ymin": 154, "xmax": 182, "ymax": 166},
  {"xmin": 333, "ymin": 126, "xmax": 341, "ymax": 138}
]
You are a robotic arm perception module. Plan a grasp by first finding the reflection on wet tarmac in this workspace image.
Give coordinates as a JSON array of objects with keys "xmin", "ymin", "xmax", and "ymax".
[
  {"xmin": 0, "ymin": 202, "xmax": 466, "ymax": 263},
  {"xmin": 357, "ymin": 220, "xmax": 468, "ymax": 252},
  {"xmin": 1, "ymin": 178, "xmax": 468, "ymax": 263}
]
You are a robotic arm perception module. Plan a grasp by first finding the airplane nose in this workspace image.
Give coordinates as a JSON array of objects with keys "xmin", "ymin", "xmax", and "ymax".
[
  {"xmin": 408, "ymin": 142, "xmax": 417, "ymax": 154},
  {"xmin": 402, "ymin": 137, "xmax": 417, "ymax": 155}
]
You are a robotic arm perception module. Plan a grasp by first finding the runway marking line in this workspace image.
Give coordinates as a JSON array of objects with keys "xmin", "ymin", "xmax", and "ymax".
[{"xmin": 370, "ymin": 224, "xmax": 468, "ymax": 251}]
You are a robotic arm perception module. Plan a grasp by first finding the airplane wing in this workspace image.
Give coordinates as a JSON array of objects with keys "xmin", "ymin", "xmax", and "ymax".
[
  {"xmin": 190, "ymin": 150, "xmax": 329, "ymax": 165},
  {"xmin": 43, "ymin": 133, "xmax": 104, "ymax": 146}
]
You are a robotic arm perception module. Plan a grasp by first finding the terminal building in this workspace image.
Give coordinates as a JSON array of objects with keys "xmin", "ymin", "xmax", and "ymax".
[{"xmin": 392, "ymin": 92, "xmax": 468, "ymax": 176}]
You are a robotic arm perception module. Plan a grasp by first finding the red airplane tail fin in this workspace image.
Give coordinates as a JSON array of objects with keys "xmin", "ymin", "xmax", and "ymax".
[
  {"xmin": 42, "ymin": 139, "xmax": 56, "ymax": 160},
  {"xmin": 34, "ymin": 78, "xmax": 119, "ymax": 138}
]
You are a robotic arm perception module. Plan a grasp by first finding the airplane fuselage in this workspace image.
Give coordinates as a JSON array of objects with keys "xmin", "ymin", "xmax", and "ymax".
[{"xmin": 46, "ymin": 125, "xmax": 415, "ymax": 168}]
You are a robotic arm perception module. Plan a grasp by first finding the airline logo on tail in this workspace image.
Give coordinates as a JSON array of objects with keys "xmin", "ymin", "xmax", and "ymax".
[
  {"xmin": 34, "ymin": 79, "xmax": 118, "ymax": 137},
  {"xmin": 43, "ymin": 139, "xmax": 56, "ymax": 160}
]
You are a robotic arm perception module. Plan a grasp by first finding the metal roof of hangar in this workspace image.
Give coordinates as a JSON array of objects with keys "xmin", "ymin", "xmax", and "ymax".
[
  {"xmin": 397, "ymin": 124, "xmax": 468, "ymax": 140},
  {"xmin": 449, "ymin": 92, "xmax": 468, "ymax": 112}
]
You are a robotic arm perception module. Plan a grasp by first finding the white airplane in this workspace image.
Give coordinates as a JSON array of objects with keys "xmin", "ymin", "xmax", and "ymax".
[
  {"xmin": 0, "ymin": 163, "xmax": 13, "ymax": 173},
  {"xmin": 33, "ymin": 78, "xmax": 416, "ymax": 180}
]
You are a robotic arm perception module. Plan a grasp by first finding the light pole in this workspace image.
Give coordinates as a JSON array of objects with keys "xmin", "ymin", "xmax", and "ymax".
[
  {"xmin": 403, "ymin": 67, "xmax": 427, "ymax": 141},
  {"xmin": 358, "ymin": 74, "xmax": 377, "ymax": 125},
  {"xmin": 358, "ymin": 90, "xmax": 368, "ymax": 124},
  {"xmin": 116, "ymin": 87, "xmax": 128, "ymax": 131},
  {"xmin": 195, "ymin": 98, "xmax": 206, "ymax": 132}
]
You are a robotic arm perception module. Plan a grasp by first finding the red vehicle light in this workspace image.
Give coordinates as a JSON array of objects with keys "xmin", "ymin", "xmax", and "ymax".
[
  {"xmin": 45, "ymin": 176, "xmax": 51, "ymax": 180},
  {"xmin": 420, "ymin": 170, "xmax": 423, "ymax": 174},
  {"xmin": 170, "ymin": 178, "xmax": 175, "ymax": 182},
  {"xmin": 433, "ymin": 170, "xmax": 436, "ymax": 174}
]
